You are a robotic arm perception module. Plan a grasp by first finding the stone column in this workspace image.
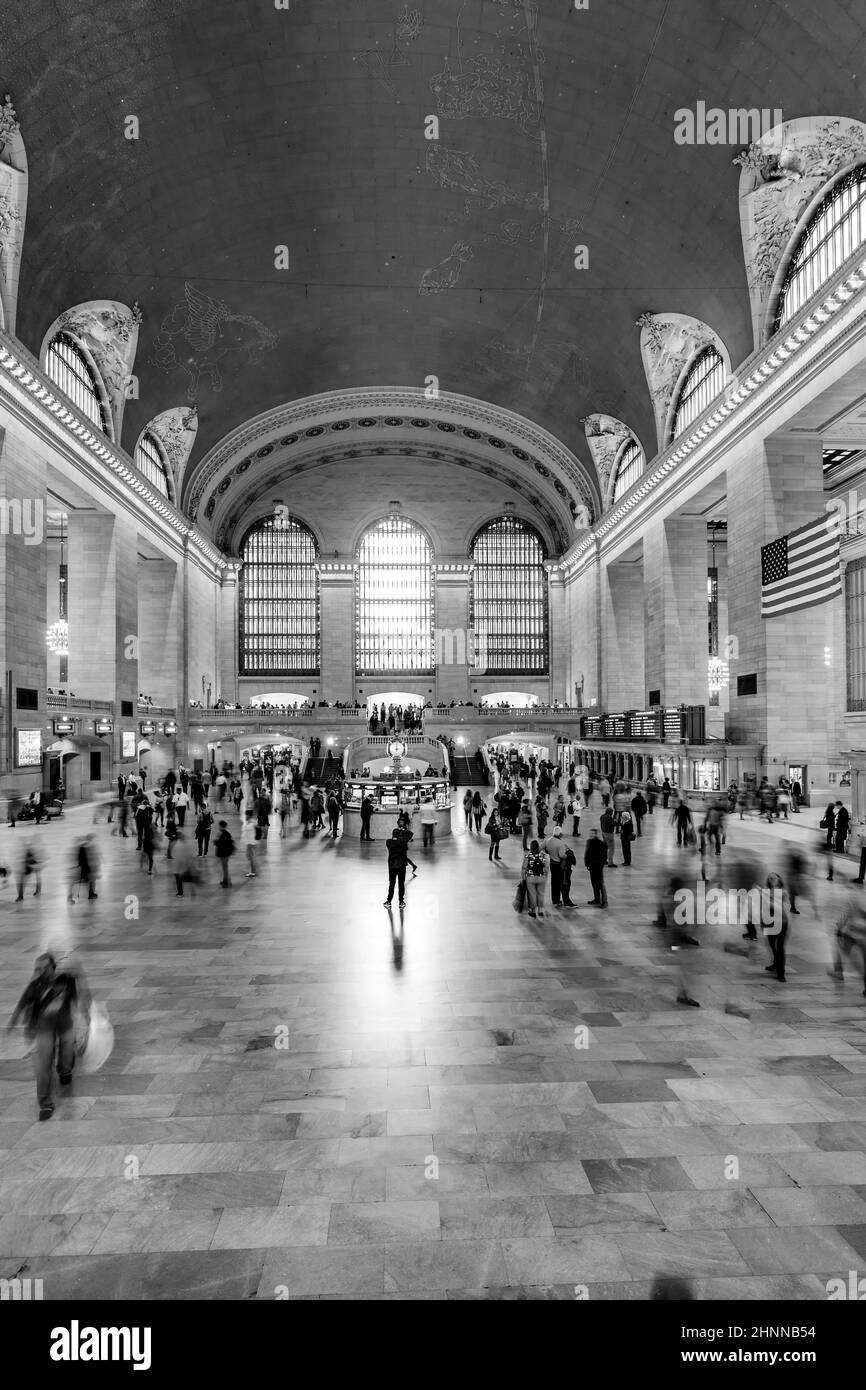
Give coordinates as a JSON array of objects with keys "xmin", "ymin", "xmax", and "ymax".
[
  {"xmin": 546, "ymin": 567, "xmax": 567, "ymax": 703},
  {"xmin": 318, "ymin": 562, "xmax": 356, "ymax": 701},
  {"xmin": 0, "ymin": 425, "xmax": 48, "ymax": 787},
  {"xmin": 434, "ymin": 562, "xmax": 471, "ymax": 703},
  {"xmin": 218, "ymin": 565, "xmax": 239, "ymax": 705},
  {"xmin": 602, "ymin": 559, "xmax": 646, "ymax": 711},
  {"xmin": 67, "ymin": 512, "xmax": 138, "ymax": 709},
  {"xmin": 643, "ymin": 515, "xmax": 708, "ymax": 707},
  {"xmin": 726, "ymin": 432, "xmax": 841, "ymax": 776},
  {"xmin": 138, "ymin": 557, "xmax": 180, "ymax": 707}
]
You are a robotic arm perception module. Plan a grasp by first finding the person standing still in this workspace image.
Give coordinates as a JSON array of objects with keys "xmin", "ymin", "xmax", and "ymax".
[
  {"xmin": 214, "ymin": 820, "xmax": 235, "ymax": 887},
  {"xmin": 420, "ymin": 796, "xmax": 437, "ymax": 848},
  {"xmin": 521, "ymin": 839, "xmax": 548, "ymax": 918},
  {"xmin": 584, "ymin": 829, "xmax": 608, "ymax": 907},
  {"xmin": 384, "ymin": 826, "xmax": 408, "ymax": 907},
  {"xmin": 599, "ymin": 807, "xmax": 617, "ymax": 868}
]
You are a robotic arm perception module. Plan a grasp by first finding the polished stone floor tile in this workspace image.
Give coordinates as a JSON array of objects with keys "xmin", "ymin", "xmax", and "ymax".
[
  {"xmin": 727, "ymin": 1224, "xmax": 866, "ymax": 1275},
  {"xmin": 751, "ymin": 1185, "xmax": 866, "ymax": 1227},
  {"xmin": 327, "ymin": 1199, "xmax": 440, "ymax": 1245},
  {"xmin": 211, "ymin": 1203, "xmax": 331, "ymax": 1249},
  {"xmin": 582, "ymin": 1157, "xmax": 695, "ymax": 1193}
]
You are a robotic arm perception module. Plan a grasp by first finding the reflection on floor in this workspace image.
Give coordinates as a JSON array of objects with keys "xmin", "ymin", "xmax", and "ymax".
[{"xmin": 0, "ymin": 794, "xmax": 865, "ymax": 1300}]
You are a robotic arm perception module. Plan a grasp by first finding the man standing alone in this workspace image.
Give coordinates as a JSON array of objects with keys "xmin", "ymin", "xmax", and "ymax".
[
  {"xmin": 585, "ymin": 829, "xmax": 608, "ymax": 908},
  {"xmin": 384, "ymin": 825, "xmax": 409, "ymax": 908}
]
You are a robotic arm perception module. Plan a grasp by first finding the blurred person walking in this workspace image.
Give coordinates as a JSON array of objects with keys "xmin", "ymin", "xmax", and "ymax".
[{"xmin": 7, "ymin": 952, "xmax": 91, "ymax": 1121}]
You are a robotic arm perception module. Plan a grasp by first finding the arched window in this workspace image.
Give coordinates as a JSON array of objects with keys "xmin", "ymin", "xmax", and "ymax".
[
  {"xmin": 134, "ymin": 431, "xmax": 171, "ymax": 498},
  {"xmin": 671, "ymin": 346, "xmax": 726, "ymax": 441},
  {"xmin": 612, "ymin": 438, "xmax": 644, "ymax": 502},
  {"xmin": 470, "ymin": 517, "xmax": 548, "ymax": 674},
  {"xmin": 776, "ymin": 164, "xmax": 866, "ymax": 329},
  {"xmin": 356, "ymin": 515, "xmax": 433, "ymax": 673},
  {"xmin": 239, "ymin": 515, "xmax": 319, "ymax": 675},
  {"xmin": 45, "ymin": 332, "xmax": 110, "ymax": 434}
]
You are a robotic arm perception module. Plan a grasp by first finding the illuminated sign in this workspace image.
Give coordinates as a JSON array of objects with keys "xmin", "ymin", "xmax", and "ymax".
[
  {"xmin": 52, "ymin": 718, "xmax": 75, "ymax": 736},
  {"xmin": 139, "ymin": 720, "xmax": 156, "ymax": 736},
  {"xmin": 122, "ymin": 731, "xmax": 136, "ymax": 758},
  {"xmin": 94, "ymin": 718, "xmax": 113, "ymax": 735},
  {"xmin": 162, "ymin": 720, "xmax": 177, "ymax": 736},
  {"xmin": 16, "ymin": 729, "xmax": 42, "ymax": 766}
]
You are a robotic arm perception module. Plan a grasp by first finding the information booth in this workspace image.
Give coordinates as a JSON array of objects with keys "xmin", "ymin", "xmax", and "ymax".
[{"xmin": 341, "ymin": 775, "xmax": 452, "ymax": 840}]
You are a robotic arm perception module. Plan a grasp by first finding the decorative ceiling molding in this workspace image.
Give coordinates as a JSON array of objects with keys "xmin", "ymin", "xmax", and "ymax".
[
  {"xmin": 582, "ymin": 414, "xmax": 641, "ymax": 511},
  {"xmin": 143, "ymin": 406, "xmax": 198, "ymax": 500},
  {"xmin": 184, "ymin": 387, "xmax": 600, "ymax": 529},
  {"xmin": 735, "ymin": 115, "xmax": 866, "ymax": 350},
  {"xmin": 0, "ymin": 94, "xmax": 27, "ymax": 338},
  {"xmin": 636, "ymin": 312, "xmax": 730, "ymax": 450},
  {"xmin": 212, "ymin": 438, "xmax": 570, "ymax": 556},
  {"xmin": 40, "ymin": 299, "xmax": 142, "ymax": 443}
]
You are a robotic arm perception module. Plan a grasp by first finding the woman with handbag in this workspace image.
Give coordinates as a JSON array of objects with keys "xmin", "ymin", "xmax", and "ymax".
[
  {"xmin": 521, "ymin": 839, "xmax": 549, "ymax": 918},
  {"xmin": 485, "ymin": 808, "xmax": 503, "ymax": 861}
]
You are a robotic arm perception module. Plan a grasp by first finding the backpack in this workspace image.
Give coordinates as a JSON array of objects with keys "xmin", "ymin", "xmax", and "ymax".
[{"xmin": 528, "ymin": 852, "xmax": 545, "ymax": 877}]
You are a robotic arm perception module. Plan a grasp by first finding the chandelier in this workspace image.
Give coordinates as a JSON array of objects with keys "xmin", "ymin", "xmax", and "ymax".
[{"xmin": 46, "ymin": 620, "xmax": 69, "ymax": 655}]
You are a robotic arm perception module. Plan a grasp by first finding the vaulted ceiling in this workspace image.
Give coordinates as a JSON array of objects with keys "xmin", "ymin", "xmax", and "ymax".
[{"xmin": 3, "ymin": 0, "xmax": 865, "ymax": 534}]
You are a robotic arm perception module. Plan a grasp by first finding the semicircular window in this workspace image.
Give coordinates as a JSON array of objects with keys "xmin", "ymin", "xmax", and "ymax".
[
  {"xmin": 134, "ymin": 431, "xmax": 171, "ymax": 499},
  {"xmin": 776, "ymin": 163, "xmax": 866, "ymax": 330},
  {"xmin": 45, "ymin": 333, "xmax": 110, "ymax": 435},
  {"xmin": 612, "ymin": 438, "xmax": 644, "ymax": 503},
  {"xmin": 671, "ymin": 346, "xmax": 725, "ymax": 442}
]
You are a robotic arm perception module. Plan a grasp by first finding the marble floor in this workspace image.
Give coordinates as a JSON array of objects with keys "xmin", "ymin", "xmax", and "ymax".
[{"xmin": 0, "ymin": 794, "xmax": 865, "ymax": 1300}]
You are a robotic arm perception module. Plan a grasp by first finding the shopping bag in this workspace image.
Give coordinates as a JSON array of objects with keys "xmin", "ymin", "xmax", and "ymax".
[
  {"xmin": 75, "ymin": 1003, "xmax": 114, "ymax": 1072},
  {"xmin": 513, "ymin": 880, "xmax": 527, "ymax": 913}
]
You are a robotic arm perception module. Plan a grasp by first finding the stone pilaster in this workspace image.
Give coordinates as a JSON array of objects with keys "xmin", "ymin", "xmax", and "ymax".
[{"xmin": 643, "ymin": 516, "xmax": 708, "ymax": 707}]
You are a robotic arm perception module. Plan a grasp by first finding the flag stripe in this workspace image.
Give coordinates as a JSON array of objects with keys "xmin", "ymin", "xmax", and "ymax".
[{"xmin": 761, "ymin": 511, "xmax": 841, "ymax": 619}]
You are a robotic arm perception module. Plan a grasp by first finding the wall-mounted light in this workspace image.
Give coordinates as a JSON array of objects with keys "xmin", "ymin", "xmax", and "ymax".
[{"xmin": 46, "ymin": 620, "xmax": 69, "ymax": 655}]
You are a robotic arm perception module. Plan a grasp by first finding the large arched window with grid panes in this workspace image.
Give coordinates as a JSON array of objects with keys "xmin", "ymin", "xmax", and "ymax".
[
  {"xmin": 670, "ymin": 346, "xmax": 726, "ymax": 442},
  {"xmin": 239, "ymin": 515, "xmax": 320, "ymax": 675},
  {"xmin": 612, "ymin": 438, "xmax": 645, "ymax": 503},
  {"xmin": 470, "ymin": 517, "xmax": 548, "ymax": 675},
  {"xmin": 775, "ymin": 164, "xmax": 866, "ymax": 330},
  {"xmin": 355, "ymin": 515, "xmax": 434, "ymax": 673},
  {"xmin": 45, "ymin": 332, "xmax": 110, "ymax": 434},
  {"xmin": 134, "ymin": 431, "xmax": 171, "ymax": 499}
]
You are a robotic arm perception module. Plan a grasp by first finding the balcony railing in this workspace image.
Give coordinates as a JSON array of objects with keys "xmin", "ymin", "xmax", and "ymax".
[
  {"xmin": 187, "ymin": 706, "xmax": 368, "ymax": 722},
  {"xmin": 137, "ymin": 704, "xmax": 177, "ymax": 718},
  {"xmin": 47, "ymin": 695, "xmax": 115, "ymax": 713}
]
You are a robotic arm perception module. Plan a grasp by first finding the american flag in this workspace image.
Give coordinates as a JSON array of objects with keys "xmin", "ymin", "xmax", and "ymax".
[{"xmin": 761, "ymin": 513, "xmax": 841, "ymax": 618}]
